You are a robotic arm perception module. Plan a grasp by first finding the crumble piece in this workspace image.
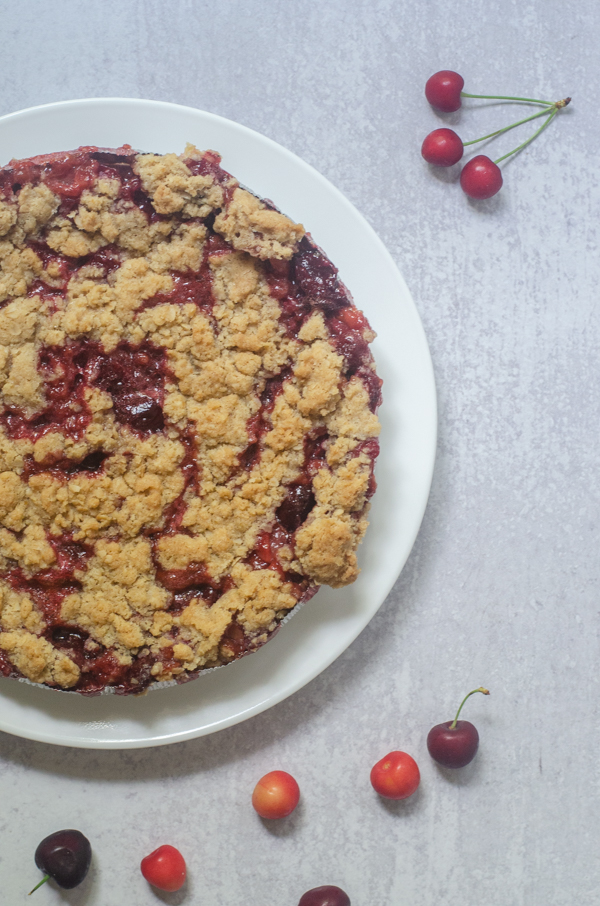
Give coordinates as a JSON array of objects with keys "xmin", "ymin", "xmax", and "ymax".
[
  {"xmin": 135, "ymin": 151, "xmax": 224, "ymax": 217},
  {"xmin": 0, "ymin": 629, "xmax": 80, "ymax": 687},
  {"xmin": 214, "ymin": 188, "xmax": 305, "ymax": 260}
]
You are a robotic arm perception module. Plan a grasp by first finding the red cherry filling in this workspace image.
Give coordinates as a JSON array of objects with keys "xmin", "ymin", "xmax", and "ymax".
[
  {"xmin": 276, "ymin": 482, "xmax": 316, "ymax": 533},
  {"xmin": 220, "ymin": 620, "xmax": 250, "ymax": 659},
  {"xmin": 269, "ymin": 238, "xmax": 380, "ymax": 392},
  {"xmin": 0, "ymin": 647, "xmax": 15, "ymax": 677},
  {"xmin": 236, "ymin": 370, "xmax": 290, "ymax": 473},
  {"xmin": 184, "ymin": 149, "xmax": 231, "ymax": 185},
  {"xmin": 244, "ymin": 429, "xmax": 328, "ymax": 581},
  {"xmin": 112, "ymin": 392, "xmax": 164, "ymax": 432},
  {"xmin": 293, "ymin": 242, "xmax": 348, "ymax": 312},
  {"xmin": 1, "ymin": 536, "xmax": 91, "ymax": 636},
  {"xmin": 153, "ymin": 429, "xmax": 200, "ymax": 540},
  {"xmin": 21, "ymin": 450, "xmax": 109, "ymax": 481},
  {"xmin": 33, "ymin": 148, "xmax": 99, "ymax": 199},
  {"xmin": 51, "ymin": 626, "xmax": 94, "ymax": 651},
  {"xmin": 93, "ymin": 342, "xmax": 167, "ymax": 428},
  {"xmin": 155, "ymin": 562, "xmax": 212, "ymax": 592},
  {"xmin": 168, "ymin": 578, "xmax": 234, "ymax": 613},
  {"xmin": 326, "ymin": 315, "xmax": 371, "ymax": 376},
  {"xmin": 0, "ymin": 339, "xmax": 169, "ymax": 444},
  {"xmin": 274, "ymin": 430, "xmax": 328, "ymax": 535}
]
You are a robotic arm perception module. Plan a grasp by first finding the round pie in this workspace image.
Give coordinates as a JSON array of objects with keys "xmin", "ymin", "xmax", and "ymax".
[{"xmin": 0, "ymin": 144, "xmax": 381, "ymax": 694}]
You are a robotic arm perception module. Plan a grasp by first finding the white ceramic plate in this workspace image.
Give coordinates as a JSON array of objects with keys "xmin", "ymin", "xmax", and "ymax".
[{"xmin": 0, "ymin": 99, "xmax": 436, "ymax": 749}]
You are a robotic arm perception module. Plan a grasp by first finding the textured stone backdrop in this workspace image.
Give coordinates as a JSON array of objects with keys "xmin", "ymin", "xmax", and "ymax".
[{"xmin": 0, "ymin": 1, "xmax": 598, "ymax": 904}]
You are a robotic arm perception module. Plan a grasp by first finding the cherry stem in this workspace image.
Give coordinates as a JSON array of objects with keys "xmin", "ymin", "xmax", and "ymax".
[
  {"xmin": 450, "ymin": 687, "xmax": 490, "ymax": 730},
  {"xmin": 28, "ymin": 876, "xmax": 50, "ymax": 896},
  {"xmin": 461, "ymin": 91, "xmax": 554, "ymax": 106},
  {"xmin": 494, "ymin": 106, "xmax": 559, "ymax": 164},
  {"xmin": 462, "ymin": 104, "xmax": 558, "ymax": 148}
]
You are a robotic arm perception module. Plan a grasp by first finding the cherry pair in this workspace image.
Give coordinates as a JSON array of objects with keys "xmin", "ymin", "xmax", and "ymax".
[
  {"xmin": 30, "ymin": 833, "xmax": 188, "ymax": 896},
  {"xmin": 422, "ymin": 70, "xmax": 570, "ymax": 199},
  {"xmin": 370, "ymin": 687, "xmax": 490, "ymax": 804}
]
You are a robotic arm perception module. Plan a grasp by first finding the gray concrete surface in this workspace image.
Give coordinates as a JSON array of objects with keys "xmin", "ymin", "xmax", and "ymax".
[{"xmin": 0, "ymin": 1, "xmax": 598, "ymax": 903}]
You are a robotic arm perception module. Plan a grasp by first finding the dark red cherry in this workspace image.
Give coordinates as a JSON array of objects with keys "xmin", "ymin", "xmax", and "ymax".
[
  {"xmin": 427, "ymin": 688, "xmax": 489, "ymax": 768},
  {"xmin": 298, "ymin": 885, "xmax": 351, "ymax": 906},
  {"xmin": 276, "ymin": 482, "xmax": 316, "ymax": 532},
  {"xmin": 427, "ymin": 720, "xmax": 479, "ymax": 768},
  {"xmin": 113, "ymin": 392, "xmax": 164, "ymax": 432},
  {"xmin": 293, "ymin": 243, "xmax": 346, "ymax": 311},
  {"xmin": 31, "ymin": 829, "xmax": 92, "ymax": 893}
]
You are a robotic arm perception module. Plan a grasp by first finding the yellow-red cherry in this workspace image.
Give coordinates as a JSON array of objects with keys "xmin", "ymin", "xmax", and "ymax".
[
  {"xmin": 421, "ymin": 128, "xmax": 464, "ymax": 167},
  {"xmin": 370, "ymin": 751, "xmax": 420, "ymax": 800},
  {"xmin": 425, "ymin": 70, "xmax": 465, "ymax": 112},
  {"xmin": 252, "ymin": 770, "xmax": 300, "ymax": 819},
  {"xmin": 140, "ymin": 844, "xmax": 186, "ymax": 892}
]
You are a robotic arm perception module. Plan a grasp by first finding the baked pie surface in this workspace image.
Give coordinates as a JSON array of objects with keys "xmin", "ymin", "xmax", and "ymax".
[{"xmin": 0, "ymin": 144, "xmax": 381, "ymax": 694}]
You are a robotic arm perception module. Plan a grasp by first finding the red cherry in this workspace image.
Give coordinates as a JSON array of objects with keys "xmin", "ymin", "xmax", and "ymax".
[
  {"xmin": 140, "ymin": 845, "xmax": 186, "ymax": 892},
  {"xmin": 252, "ymin": 770, "xmax": 300, "ymax": 819},
  {"xmin": 421, "ymin": 128, "xmax": 464, "ymax": 167},
  {"xmin": 460, "ymin": 156, "xmax": 503, "ymax": 199},
  {"xmin": 298, "ymin": 885, "xmax": 351, "ymax": 906},
  {"xmin": 425, "ymin": 70, "xmax": 465, "ymax": 112},
  {"xmin": 370, "ymin": 751, "xmax": 420, "ymax": 800},
  {"xmin": 427, "ymin": 720, "xmax": 479, "ymax": 768}
]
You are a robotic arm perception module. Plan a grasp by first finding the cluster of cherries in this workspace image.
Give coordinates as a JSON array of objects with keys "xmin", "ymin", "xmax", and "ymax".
[
  {"xmin": 422, "ymin": 70, "xmax": 570, "ymax": 199},
  {"xmin": 29, "ymin": 689, "xmax": 488, "ymax": 905}
]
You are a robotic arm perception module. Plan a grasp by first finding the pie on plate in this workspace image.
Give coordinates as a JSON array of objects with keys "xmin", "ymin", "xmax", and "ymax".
[{"xmin": 0, "ymin": 143, "xmax": 381, "ymax": 694}]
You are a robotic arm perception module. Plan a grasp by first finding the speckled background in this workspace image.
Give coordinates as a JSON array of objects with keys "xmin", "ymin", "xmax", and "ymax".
[{"xmin": 0, "ymin": 1, "xmax": 598, "ymax": 904}]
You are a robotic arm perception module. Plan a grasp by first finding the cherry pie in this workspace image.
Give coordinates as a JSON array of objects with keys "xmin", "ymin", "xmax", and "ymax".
[{"xmin": 0, "ymin": 144, "xmax": 381, "ymax": 693}]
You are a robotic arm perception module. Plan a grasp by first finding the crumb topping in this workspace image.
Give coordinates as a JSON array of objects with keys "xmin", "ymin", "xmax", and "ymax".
[
  {"xmin": 213, "ymin": 188, "xmax": 305, "ymax": 260},
  {"xmin": 0, "ymin": 144, "xmax": 381, "ymax": 693}
]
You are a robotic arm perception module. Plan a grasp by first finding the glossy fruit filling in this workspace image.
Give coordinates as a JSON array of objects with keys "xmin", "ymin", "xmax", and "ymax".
[
  {"xmin": 0, "ymin": 531, "xmax": 153, "ymax": 694},
  {"xmin": 0, "ymin": 339, "xmax": 169, "ymax": 444},
  {"xmin": 268, "ymin": 238, "xmax": 383, "ymax": 407}
]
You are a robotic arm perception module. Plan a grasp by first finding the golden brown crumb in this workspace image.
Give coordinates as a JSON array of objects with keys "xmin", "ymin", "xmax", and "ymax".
[{"xmin": 214, "ymin": 188, "xmax": 305, "ymax": 259}]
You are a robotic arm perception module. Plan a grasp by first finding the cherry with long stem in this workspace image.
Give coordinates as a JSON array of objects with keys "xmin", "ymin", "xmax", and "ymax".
[
  {"xmin": 461, "ymin": 91, "xmax": 554, "ymax": 106},
  {"xmin": 422, "ymin": 98, "xmax": 570, "ymax": 170},
  {"xmin": 493, "ymin": 105, "xmax": 562, "ymax": 163},
  {"xmin": 463, "ymin": 99, "xmax": 569, "ymax": 151},
  {"xmin": 449, "ymin": 687, "xmax": 490, "ymax": 729},
  {"xmin": 460, "ymin": 98, "xmax": 570, "ymax": 198},
  {"xmin": 427, "ymin": 687, "xmax": 490, "ymax": 768},
  {"xmin": 425, "ymin": 70, "xmax": 563, "ymax": 113}
]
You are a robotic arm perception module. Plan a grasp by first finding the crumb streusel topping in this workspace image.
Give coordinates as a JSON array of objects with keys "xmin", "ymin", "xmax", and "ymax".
[{"xmin": 0, "ymin": 144, "xmax": 381, "ymax": 693}]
